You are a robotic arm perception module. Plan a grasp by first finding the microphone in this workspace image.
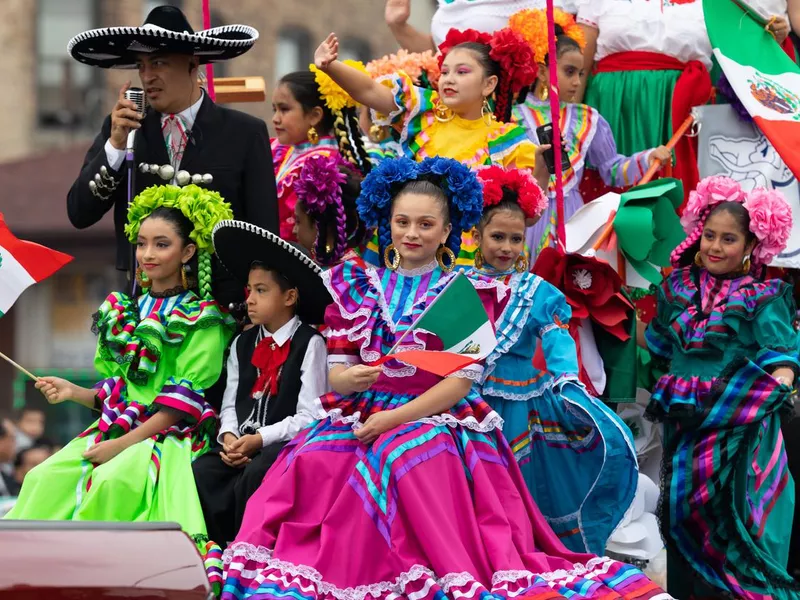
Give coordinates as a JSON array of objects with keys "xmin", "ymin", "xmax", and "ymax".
[{"xmin": 124, "ymin": 87, "xmax": 146, "ymax": 152}]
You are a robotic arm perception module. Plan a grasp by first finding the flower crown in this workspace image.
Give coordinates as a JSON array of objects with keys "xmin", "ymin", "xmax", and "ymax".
[
  {"xmin": 309, "ymin": 60, "xmax": 366, "ymax": 112},
  {"xmin": 124, "ymin": 184, "xmax": 233, "ymax": 253},
  {"xmin": 509, "ymin": 8, "xmax": 585, "ymax": 65},
  {"xmin": 294, "ymin": 153, "xmax": 351, "ymax": 264},
  {"xmin": 367, "ymin": 49, "xmax": 441, "ymax": 88},
  {"xmin": 477, "ymin": 166, "xmax": 547, "ymax": 221},
  {"xmin": 673, "ymin": 175, "xmax": 792, "ymax": 267},
  {"xmin": 357, "ymin": 156, "xmax": 483, "ymax": 257},
  {"xmin": 437, "ymin": 28, "xmax": 537, "ymax": 95}
]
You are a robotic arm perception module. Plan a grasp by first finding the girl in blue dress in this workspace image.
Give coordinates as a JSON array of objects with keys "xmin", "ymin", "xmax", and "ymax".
[{"xmin": 468, "ymin": 165, "xmax": 639, "ymax": 556}]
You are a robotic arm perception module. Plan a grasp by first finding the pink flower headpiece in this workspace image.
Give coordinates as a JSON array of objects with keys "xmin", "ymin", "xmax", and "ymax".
[
  {"xmin": 293, "ymin": 153, "xmax": 350, "ymax": 265},
  {"xmin": 671, "ymin": 175, "xmax": 792, "ymax": 268}
]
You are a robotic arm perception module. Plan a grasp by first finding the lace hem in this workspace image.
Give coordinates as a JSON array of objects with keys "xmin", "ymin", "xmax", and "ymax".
[
  {"xmin": 223, "ymin": 544, "xmax": 663, "ymax": 600},
  {"xmin": 396, "ymin": 260, "xmax": 438, "ymax": 277},
  {"xmin": 319, "ymin": 405, "xmax": 503, "ymax": 433},
  {"xmin": 446, "ymin": 365, "xmax": 483, "ymax": 381}
]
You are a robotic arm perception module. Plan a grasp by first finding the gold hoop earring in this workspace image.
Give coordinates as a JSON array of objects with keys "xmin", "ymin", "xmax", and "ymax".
[
  {"xmin": 474, "ymin": 248, "xmax": 484, "ymax": 270},
  {"xmin": 369, "ymin": 123, "xmax": 387, "ymax": 143},
  {"xmin": 694, "ymin": 251, "xmax": 703, "ymax": 267},
  {"xmin": 538, "ymin": 86, "xmax": 549, "ymax": 101},
  {"xmin": 515, "ymin": 255, "xmax": 529, "ymax": 273},
  {"xmin": 742, "ymin": 256, "xmax": 751, "ymax": 274},
  {"xmin": 434, "ymin": 100, "xmax": 455, "ymax": 123},
  {"xmin": 135, "ymin": 267, "xmax": 151, "ymax": 289},
  {"xmin": 436, "ymin": 244, "xmax": 456, "ymax": 273},
  {"xmin": 308, "ymin": 126, "xmax": 319, "ymax": 145},
  {"xmin": 481, "ymin": 98, "xmax": 496, "ymax": 126},
  {"xmin": 181, "ymin": 264, "xmax": 189, "ymax": 289},
  {"xmin": 384, "ymin": 244, "xmax": 400, "ymax": 270}
]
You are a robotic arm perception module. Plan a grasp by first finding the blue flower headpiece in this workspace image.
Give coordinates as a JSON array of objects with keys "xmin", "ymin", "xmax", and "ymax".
[{"xmin": 357, "ymin": 156, "xmax": 483, "ymax": 257}]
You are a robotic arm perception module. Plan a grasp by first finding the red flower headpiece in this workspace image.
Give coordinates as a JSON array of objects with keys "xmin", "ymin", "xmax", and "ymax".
[
  {"xmin": 477, "ymin": 165, "xmax": 547, "ymax": 221},
  {"xmin": 437, "ymin": 27, "xmax": 538, "ymax": 94}
]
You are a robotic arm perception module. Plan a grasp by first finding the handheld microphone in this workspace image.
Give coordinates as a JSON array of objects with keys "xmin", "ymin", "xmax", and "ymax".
[{"xmin": 124, "ymin": 87, "xmax": 146, "ymax": 152}]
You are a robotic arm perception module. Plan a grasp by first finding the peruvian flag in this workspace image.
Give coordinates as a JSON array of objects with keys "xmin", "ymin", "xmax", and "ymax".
[
  {"xmin": 374, "ymin": 272, "xmax": 497, "ymax": 377},
  {"xmin": 705, "ymin": 0, "xmax": 800, "ymax": 179},
  {"xmin": 0, "ymin": 213, "xmax": 73, "ymax": 317}
]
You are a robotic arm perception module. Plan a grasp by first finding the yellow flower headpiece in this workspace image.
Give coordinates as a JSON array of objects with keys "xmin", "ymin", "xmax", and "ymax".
[
  {"xmin": 508, "ymin": 8, "xmax": 585, "ymax": 65},
  {"xmin": 366, "ymin": 49, "xmax": 441, "ymax": 88},
  {"xmin": 309, "ymin": 60, "xmax": 367, "ymax": 112}
]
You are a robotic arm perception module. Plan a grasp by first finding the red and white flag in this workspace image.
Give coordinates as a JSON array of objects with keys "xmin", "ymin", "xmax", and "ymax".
[{"xmin": 0, "ymin": 213, "xmax": 73, "ymax": 317}]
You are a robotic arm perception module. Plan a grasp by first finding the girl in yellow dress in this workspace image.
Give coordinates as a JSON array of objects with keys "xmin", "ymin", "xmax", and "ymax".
[{"xmin": 315, "ymin": 28, "xmax": 549, "ymax": 269}]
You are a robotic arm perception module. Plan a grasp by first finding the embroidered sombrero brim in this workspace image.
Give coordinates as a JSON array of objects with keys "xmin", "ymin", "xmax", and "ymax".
[
  {"xmin": 67, "ymin": 24, "xmax": 258, "ymax": 69},
  {"xmin": 212, "ymin": 220, "xmax": 332, "ymax": 325}
]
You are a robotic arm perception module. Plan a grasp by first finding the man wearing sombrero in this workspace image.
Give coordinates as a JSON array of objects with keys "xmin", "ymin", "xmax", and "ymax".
[{"xmin": 65, "ymin": 5, "xmax": 278, "ymax": 307}]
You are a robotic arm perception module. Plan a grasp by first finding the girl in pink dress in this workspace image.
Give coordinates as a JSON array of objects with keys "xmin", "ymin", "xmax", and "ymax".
[{"xmin": 221, "ymin": 157, "xmax": 670, "ymax": 600}]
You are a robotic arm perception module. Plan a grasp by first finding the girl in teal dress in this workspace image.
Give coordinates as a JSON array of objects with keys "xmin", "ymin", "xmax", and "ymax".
[
  {"xmin": 643, "ymin": 176, "xmax": 799, "ymax": 599},
  {"xmin": 6, "ymin": 184, "xmax": 236, "ymax": 581},
  {"xmin": 467, "ymin": 165, "xmax": 639, "ymax": 556}
]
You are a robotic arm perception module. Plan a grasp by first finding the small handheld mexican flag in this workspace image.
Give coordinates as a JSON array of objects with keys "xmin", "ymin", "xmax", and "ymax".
[
  {"xmin": 375, "ymin": 272, "xmax": 497, "ymax": 377},
  {"xmin": 705, "ymin": 0, "xmax": 800, "ymax": 179},
  {"xmin": 0, "ymin": 213, "xmax": 73, "ymax": 317}
]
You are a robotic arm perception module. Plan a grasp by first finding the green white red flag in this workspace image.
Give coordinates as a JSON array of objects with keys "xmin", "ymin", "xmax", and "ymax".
[
  {"xmin": 705, "ymin": 0, "xmax": 800, "ymax": 179},
  {"xmin": 375, "ymin": 272, "xmax": 496, "ymax": 377},
  {"xmin": 0, "ymin": 213, "xmax": 73, "ymax": 317}
]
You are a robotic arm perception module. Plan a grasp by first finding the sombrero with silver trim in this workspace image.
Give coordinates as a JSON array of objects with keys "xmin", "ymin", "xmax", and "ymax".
[
  {"xmin": 67, "ymin": 5, "xmax": 258, "ymax": 69},
  {"xmin": 212, "ymin": 220, "xmax": 332, "ymax": 325}
]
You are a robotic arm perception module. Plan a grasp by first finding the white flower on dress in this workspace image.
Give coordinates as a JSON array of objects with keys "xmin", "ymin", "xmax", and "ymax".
[{"xmin": 572, "ymin": 268, "xmax": 593, "ymax": 290}]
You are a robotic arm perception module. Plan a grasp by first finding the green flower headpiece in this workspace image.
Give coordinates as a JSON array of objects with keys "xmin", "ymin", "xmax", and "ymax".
[{"xmin": 123, "ymin": 184, "xmax": 233, "ymax": 253}]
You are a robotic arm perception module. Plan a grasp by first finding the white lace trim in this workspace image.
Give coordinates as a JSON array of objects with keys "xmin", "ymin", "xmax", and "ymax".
[
  {"xmin": 371, "ymin": 75, "xmax": 415, "ymax": 151},
  {"xmin": 446, "ymin": 365, "xmax": 483, "ymax": 381},
  {"xmin": 396, "ymin": 260, "xmax": 438, "ymax": 277},
  {"xmin": 415, "ymin": 411, "xmax": 504, "ymax": 433},
  {"xmin": 223, "ymin": 544, "xmax": 670, "ymax": 600},
  {"xmin": 539, "ymin": 322, "xmax": 566, "ymax": 337}
]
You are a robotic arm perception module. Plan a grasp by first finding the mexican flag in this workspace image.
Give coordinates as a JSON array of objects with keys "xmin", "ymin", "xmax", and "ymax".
[
  {"xmin": 0, "ymin": 213, "xmax": 73, "ymax": 317},
  {"xmin": 375, "ymin": 272, "xmax": 497, "ymax": 377},
  {"xmin": 705, "ymin": 0, "xmax": 800, "ymax": 179}
]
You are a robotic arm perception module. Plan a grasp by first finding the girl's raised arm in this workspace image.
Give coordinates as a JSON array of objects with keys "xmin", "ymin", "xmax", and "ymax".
[{"xmin": 315, "ymin": 33, "xmax": 399, "ymax": 116}]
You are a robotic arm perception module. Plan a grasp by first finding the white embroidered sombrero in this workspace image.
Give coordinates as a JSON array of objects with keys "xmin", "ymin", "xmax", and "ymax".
[
  {"xmin": 212, "ymin": 220, "xmax": 332, "ymax": 325},
  {"xmin": 67, "ymin": 5, "xmax": 258, "ymax": 69}
]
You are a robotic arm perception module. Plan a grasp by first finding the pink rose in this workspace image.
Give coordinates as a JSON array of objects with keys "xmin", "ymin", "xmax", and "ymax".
[{"xmin": 744, "ymin": 188, "xmax": 793, "ymax": 265}]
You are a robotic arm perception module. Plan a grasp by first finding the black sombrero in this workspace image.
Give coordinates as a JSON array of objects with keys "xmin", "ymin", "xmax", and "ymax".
[
  {"xmin": 67, "ymin": 5, "xmax": 258, "ymax": 69},
  {"xmin": 212, "ymin": 220, "xmax": 332, "ymax": 325}
]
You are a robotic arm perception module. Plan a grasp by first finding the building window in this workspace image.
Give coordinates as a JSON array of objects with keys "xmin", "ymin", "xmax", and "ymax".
[
  {"xmin": 339, "ymin": 38, "xmax": 372, "ymax": 63},
  {"xmin": 37, "ymin": 0, "xmax": 99, "ymax": 128},
  {"xmin": 274, "ymin": 27, "xmax": 312, "ymax": 81}
]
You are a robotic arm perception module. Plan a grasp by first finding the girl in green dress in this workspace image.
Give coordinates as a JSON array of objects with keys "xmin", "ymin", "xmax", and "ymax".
[{"xmin": 5, "ymin": 184, "xmax": 236, "ymax": 579}]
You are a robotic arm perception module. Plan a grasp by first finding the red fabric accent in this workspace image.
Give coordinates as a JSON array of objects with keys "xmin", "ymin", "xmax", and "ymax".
[
  {"xmin": 595, "ymin": 51, "xmax": 713, "ymax": 208},
  {"xmin": 782, "ymin": 38, "xmax": 797, "ymax": 61},
  {"xmin": 251, "ymin": 337, "xmax": 291, "ymax": 397}
]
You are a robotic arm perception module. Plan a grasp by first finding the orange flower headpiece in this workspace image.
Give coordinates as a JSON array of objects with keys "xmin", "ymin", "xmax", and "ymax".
[
  {"xmin": 508, "ymin": 8, "xmax": 585, "ymax": 65},
  {"xmin": 366, "ymin": 49, "xmax": 441, "ymax": 88}
]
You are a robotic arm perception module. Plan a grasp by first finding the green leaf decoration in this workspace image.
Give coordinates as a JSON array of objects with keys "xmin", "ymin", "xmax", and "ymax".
[
  {"xmin": 123, "ymin": 184, "xmax": 233, "ymax": 254},
  {"xmin": 613, "ymin": 178, "xmax": 686, "ymax": 285}
]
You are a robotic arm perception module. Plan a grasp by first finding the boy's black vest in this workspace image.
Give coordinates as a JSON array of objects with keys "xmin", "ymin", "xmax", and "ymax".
[{"xmin": 234, "ymin": 323, "xmax": 320, "ymax": 430}]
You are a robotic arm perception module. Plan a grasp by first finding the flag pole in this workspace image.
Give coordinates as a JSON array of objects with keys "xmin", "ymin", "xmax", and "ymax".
[
  {"xmin": 0, "ymin": 350, "xmax": 38, "ymax": 382},
  {"xmin": 546, "ymin": 0, "xmax": 566, "ymax": 250},
  {"xmin": 202, "ymin": 0, "xmax": 217, "ymax": 102}
]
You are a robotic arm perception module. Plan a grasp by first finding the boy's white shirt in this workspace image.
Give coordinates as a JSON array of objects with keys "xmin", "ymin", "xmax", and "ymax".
[{"xmin": 217, "ymin": 316, "xmax": 328, "ymax": 448}]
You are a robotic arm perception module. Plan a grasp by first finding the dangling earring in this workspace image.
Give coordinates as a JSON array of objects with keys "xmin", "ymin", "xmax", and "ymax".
[
  {"xmin": 515, "ymin": 254, "xmax": 529, "ymax": 273},
  {"xmin": 181, "ymin": 264, "xmax": 189, "ymax": 289},
  {"xmin": 135, "ymin": 267, "xmax": 151, "ymax": 289},
  {"xmin": 384, "ymin": 244, "xmax": 400, "ymax": 270},
  {"xmin": 436, "ymin": 244, "xmax": 456, "ymax": 273},
  {"xmin": 538, "ymin": 85, "xmax": 549, "ymax": 101},
  {"xmin": 742, "ymin": 255, "xmax": 752, "ymax": 274},
  {"xmin": 694, "ymin": 251, "xmax": 703, "ymax": 267},
  {"xmin": 434, "ymin": 100, "xmax": 455, "ymax": 123},
  {"xmin": 474, "ymin": 248, "xmax": 484, "ymax": 270},
  {"xmin": 481, "ymin": 98, "xmax": 496, "ymax": 126},
  {"xmin": 369, "ymin": 123, "xmax": 387, "ymax": 143},
  {"xmin": 308, "ymin": 126, "xmax": 319, "ymax": 145}
]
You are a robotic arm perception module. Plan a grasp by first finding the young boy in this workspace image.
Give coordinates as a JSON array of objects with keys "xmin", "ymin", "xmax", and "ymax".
[{"xmin": 193, "ymin": 221, "xmax": 332, "ymax": 548}]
